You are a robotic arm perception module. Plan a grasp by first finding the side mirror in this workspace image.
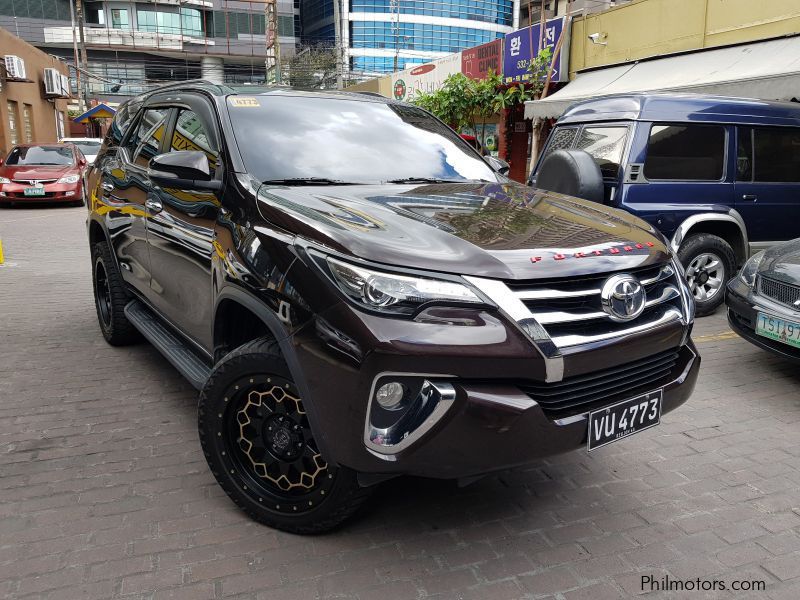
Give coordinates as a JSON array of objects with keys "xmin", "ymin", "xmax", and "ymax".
[
  {"xmin": 486, "ymin": 156, "xmax": 510, "ymax": 176},
  {"xmin": 147, "ymin": 150, "xmax": 222, "ymax": 192}
]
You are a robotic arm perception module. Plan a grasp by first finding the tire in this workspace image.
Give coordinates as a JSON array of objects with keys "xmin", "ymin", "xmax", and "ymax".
[
  {"xmin": 677, "ymin": 233, "xmax": 736, "ymax": 317},
  {"xmin": 91, "ymin": 241, "xmax": 140, "ymax": 345},
  {"xmin": 198, "ymin": 337, "xmax": 372, "ymax": 534}
]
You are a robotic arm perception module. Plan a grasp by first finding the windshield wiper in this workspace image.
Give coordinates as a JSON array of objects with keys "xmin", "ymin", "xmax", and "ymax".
[
  {"xmin": 261, "ymin": 178, "xmax": 361, "ymax": 186},
  {"xmin": 385, "ymin": 177, "xmax": 465, "ymax": 184}
]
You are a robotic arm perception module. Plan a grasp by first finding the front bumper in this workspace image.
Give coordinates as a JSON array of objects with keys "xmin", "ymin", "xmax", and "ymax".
[
  {"xmin": 726, "ymin": 278, "xmax": 800, "ymax": 363},
  {"xmin": 291, "ymin": 300, "xmax": 698, "ymax": 480},
  {"xmin": 0, "ymin": 182, "xmax": 82, "ymax": 203}
]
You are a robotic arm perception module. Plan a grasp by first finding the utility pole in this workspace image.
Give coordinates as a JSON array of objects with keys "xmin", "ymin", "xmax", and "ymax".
[
  {"xmin": 391, "ymin": 0, "xmax": 399, "ymax": 72},
  {"xmin": 265, "ymin": 0, "xmax": 281, "ymax": 83},
  {"xmin": 74, "ymin": 0, "xmax": 90, "ymax": 107},
  {"xmin": 332, "ymin": 0, "xmax": 343, "ymax": 88},
  {"xmin": 68, "ymin": 0, "xmax": 85, "ymax": 112}
]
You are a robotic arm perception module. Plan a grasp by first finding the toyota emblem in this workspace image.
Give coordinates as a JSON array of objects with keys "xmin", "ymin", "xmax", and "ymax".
[{"xmin": 601, "ymin": 274, "xmax": 646, "ymax": 322}]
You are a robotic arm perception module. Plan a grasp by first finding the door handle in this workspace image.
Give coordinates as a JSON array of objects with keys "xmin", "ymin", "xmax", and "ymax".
[
  {"xmin": 742, "ymin": 194, "xmax": 758, "ymax": 201},
  {"xmin": 101, "ymin": 181, "xmax": 114, "ymax": 193},
  {"xmin": 145, "ymin": 198, "xmax": 163, "ymax": 213}
]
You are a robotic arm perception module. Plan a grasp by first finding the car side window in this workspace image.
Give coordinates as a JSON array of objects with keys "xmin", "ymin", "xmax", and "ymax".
[
  {"xmin": 130, "ymin": 108, "xmax": 169, "ymax": 169},
  {"xmin": 737, "ymin": 127, "xmax": 753, "ymax": 181},
  {"xmin": 752, "ymin": 127, "xmax": 800, "ymax": 183},
  {"xmin": 643, "ymin": 124, "xmax": 725, "ymax": 181},
  {"xmin": 574, "ymin": 126, "xmax": 628, "ymax": 178},
  {"xmin": 169, "ymin": 109, "xmax": 219, "ymax": 172}
]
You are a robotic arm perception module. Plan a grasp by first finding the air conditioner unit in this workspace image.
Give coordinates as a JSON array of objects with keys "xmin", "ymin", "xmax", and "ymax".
[
  {"xmin": 44, "ymin": 68, "xmax": 61, "ymax": 95},
  {"xmin": 59, "ymin": 73, "xmax": 70, "ymax": 97},
  {"xmin": 4, "ymin": 55, "xmax": 26, "ymax": 80}
]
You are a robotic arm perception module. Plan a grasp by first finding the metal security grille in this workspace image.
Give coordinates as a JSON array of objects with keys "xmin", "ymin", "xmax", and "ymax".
[{"xmin": 759, "ymin": 276, "xmax": 800, "ymax": 308}]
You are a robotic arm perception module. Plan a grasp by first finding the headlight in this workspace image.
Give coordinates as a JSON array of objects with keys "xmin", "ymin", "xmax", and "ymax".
[
  {"xmin": 0, "ymin": 177, "xmax": 10, "ymax": 184},
  {"xmin": 57, "ymin": 174, "xmax": 80, "ymax": 184},
  {"xmin": 738, "ymin": 251, "xmax": 765, "ymax": 288},
  {"xmin": 325, "ymin": 256, "xmax": 483, "ymax": 315}
]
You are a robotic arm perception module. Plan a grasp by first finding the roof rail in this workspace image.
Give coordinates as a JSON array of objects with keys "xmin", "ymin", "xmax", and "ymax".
[{"xmin": 355, "ymin": 91, "xmax": 388, "ymax": 98}]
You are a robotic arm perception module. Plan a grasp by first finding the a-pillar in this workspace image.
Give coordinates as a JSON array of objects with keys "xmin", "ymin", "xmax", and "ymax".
[{"xmin": 201, "ymin": 57, "xmax": 224, "ymax": 84}]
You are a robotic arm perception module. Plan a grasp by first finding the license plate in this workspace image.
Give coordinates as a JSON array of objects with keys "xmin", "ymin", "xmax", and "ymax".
[
  {"xmin": 588, "ymin": 390, "xmax": 662, "ymax": 451},
  {"xmin": 23, "ymin": 186, "xmax": 45, "ymax": 196},
  {"xmin": 756, "ymin": 312, "xmax": 800, "ymax": 348}
]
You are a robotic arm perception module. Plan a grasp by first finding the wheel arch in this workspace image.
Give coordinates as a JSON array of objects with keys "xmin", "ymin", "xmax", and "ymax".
[
  {"xmin": 212, "ymin": 287, "xmax": 337, "ymax": 466},
  {"xmin": 670, "ymin": 211, "xmax": 748, "ymax": 267}
]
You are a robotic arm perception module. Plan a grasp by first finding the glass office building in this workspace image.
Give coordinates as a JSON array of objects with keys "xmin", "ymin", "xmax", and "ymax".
[{"xmin": 302, "ymin": 0, "xmax": 519, "ymax": 76}]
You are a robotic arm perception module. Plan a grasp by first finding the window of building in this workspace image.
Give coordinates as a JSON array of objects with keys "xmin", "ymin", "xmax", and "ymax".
[
  {"xmin": 111, "ymin": 8, "xmax": 129, "ymax": 29},
  {"xmin": 644, "ymin": 124, "xmax": 725, "ymax": 181},
  {"xmin": 350, "ymin": 22, "xmax": 503, "ymax": 55},
  {"xmin": 349, "ymin": 0, "xmax": 514, "ymax": 26},
  {"xmin": 56, "ymin": 111, "xmax": 66, "ymax": 140},
  {"xmin": 6, "ymin": 101, "xmax": 19, "ymax": 146},
  {"xmin": 752, "ymin": 127, "xmax": 800, "ymax": 183},
  {"xmin": 85, "ymin": 3, "xmax": 105, "ymax": 25},
  {"xmin": 22, "ymin": 105, "xmax": 33, "ymax": 143},
  {"xmin": 137, "ymin": 8, "xmax": 203, "ymax": 36}
]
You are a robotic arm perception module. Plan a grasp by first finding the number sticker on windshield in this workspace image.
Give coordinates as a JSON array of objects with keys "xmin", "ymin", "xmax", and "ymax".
[{"xmin": 229, "ymin": 97, "xmax": 260, "ymax": 108}]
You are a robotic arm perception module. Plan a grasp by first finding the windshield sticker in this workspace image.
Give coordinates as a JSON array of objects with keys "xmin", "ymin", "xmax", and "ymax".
[{"xmin": 229, "ymin": 97, "xmax": 261, "ymax": 107}]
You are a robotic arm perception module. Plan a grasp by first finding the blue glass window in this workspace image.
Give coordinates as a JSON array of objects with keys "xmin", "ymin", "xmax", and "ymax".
[
  {"xmin": 351, "ymin": 22, "xmax": 503, "ymax": 54},
  {"xmin": 349, "ymin": 0, "xmax": 513, "ymax": 26}
]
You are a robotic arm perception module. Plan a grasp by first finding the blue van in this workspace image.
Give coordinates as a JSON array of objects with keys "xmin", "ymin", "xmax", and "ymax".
[{"xmin": 528, "ymin": 93, "xmax": 800, "ymax": 315}]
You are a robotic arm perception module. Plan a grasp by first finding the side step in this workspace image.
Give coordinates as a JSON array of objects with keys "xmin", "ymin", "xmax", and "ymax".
[{"xmin": 124, "ymin": 299, "xmax": 211, "ymax": 390}]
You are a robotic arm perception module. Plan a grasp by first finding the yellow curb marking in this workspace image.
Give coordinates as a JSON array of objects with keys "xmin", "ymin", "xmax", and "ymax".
[{"xmin": 693, "ymin": 331, "xmax": 740, "ymax": 343}]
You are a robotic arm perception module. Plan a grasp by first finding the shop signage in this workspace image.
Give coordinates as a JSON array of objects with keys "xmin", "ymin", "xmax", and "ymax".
[
  {"xmin": 503, "ymin": 17, "xmax": 569, "ymax": 84},
  {"xmin": 462, "ymin": 39, "xmax": 503, "ymax": 80},
  {"xmin": 390, "ymin": 52, "xmax": 462, "ymax": 102}
]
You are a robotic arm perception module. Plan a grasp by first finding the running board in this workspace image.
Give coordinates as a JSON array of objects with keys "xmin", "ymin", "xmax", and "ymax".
[{"xmin": 124, "ymin": 299, "xmax": 211, "ymax": 390}]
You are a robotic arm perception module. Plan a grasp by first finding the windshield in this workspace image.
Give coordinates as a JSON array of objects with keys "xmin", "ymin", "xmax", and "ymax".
[
  {"xmin": 6, "ymin": 146, "xmax": 74, "ymax": 166},
  {"xmin": 227, "ymin": 95, "xmax": 498, "ymax": 184},
  {"xmin": 70, "ymin": 141, "xmax": 102, "ymax": 154}
]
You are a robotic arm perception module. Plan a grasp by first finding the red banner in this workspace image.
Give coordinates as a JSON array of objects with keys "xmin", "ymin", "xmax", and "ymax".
[{"xmin": 461, "ymin": 39, "xmax": 503, "ymax": 80}]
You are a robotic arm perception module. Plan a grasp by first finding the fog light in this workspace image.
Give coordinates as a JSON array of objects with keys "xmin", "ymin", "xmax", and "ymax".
[
  {"xmin": 65, "ymin": 191, "xmax": 75, "ymax": 197},
  {"xmin": 375, "ymin": 382, "xmax": 405, "ymax": 409}
]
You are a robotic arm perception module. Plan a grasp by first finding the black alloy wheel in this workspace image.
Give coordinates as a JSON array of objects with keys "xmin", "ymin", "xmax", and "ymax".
[
  {"xmin": 198, "ymin": 337, "xmax": 371, "ymax": 534},
  {"xmin": 90, "ymin": 241, "xmax": 140, "ymax": 345}
]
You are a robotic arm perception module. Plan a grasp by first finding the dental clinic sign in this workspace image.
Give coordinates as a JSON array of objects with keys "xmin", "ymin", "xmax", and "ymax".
[{"xmin": 503, "ymin": 17, "xmax": 569, "ymax": 84}]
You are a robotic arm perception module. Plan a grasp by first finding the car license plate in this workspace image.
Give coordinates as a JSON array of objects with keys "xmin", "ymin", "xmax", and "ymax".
[
  {"xmin": 23, "ymin": 186, "xmax": 45, "ymax": 197},
  {"xmin": 756, "ymin": 312, "xmax": 800, "ymax": 349},
  {"xmin": 588, "ymin": 390, "xmax": 662, "ymax": 451}
]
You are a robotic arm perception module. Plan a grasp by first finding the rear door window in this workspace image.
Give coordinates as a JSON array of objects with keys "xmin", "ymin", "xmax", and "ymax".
[
  {"xmin": 574, "ymin": 126, "xmax": 628, "ymax": 178},
  {"xmin": 752, "ymin": 127, "xmax": 800, "ymax": 182},
  {"xmin": 644, "ymin": 124, "xmax": 726, "ymax": 181}
]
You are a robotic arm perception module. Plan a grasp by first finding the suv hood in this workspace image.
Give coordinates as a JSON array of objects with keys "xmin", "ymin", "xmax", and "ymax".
[
  {"xmin": 759, "ymin": 238, "xmax": 800, "ymax": 282},
  {"xmin": 256, "ymin": 181, "xmax": 669, "ymax": 280}
]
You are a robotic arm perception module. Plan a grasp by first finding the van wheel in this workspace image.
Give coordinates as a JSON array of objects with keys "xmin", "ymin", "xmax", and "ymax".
[
  {"xmin": 198, "ymin": 337, "xmax": 372, "ymax": 534},
  {"xmin": 677, "ymin": 233, "xmax": 736, "ymax": 317}
]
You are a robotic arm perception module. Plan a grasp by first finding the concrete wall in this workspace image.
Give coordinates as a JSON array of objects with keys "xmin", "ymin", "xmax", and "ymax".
[
  {"xmin": 569, "ymin": 0, "xmax": 800, "ymax": 76},
  {"xmin": 0, "ymin": 28, "xmax": 70, "ymax": 154}
]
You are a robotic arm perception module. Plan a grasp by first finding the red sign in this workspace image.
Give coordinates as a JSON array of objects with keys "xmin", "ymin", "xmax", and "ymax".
[
  {"xmin": 461, "ymin": 39, "xmax": 503, "ymax": 80},
  {"xmin": 409, "ymin": 64, "xmax": 436, "ymax": 76}
]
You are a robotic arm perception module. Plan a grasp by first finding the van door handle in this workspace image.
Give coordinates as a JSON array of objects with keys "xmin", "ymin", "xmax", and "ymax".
[
  {"xmin": 742, "ymin": 194, "xmax": 758, "ymax": 201},
  {"xmin": 145, "ymin": 198, "xmax": 163, "ymax": 213}
]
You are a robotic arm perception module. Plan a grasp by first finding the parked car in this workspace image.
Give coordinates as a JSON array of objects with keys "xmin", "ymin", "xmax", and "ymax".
[
  {"xmin": 727, "ymin": 239, "xmax": 800, "ymax": 362},
  {"xmin": 529, "ymin": 93, "xmax": 800, "ymax": 316},
  {"xmin": 60, "ymin": 137, "xmax": 104, "ymax": 164},
  {"xmin": 0, "ymin": 143, "xmax": 86, "ymax": 206},
  {"xmin": 86, "ymin": 82, "xmax": 698, "ymax": 533}
]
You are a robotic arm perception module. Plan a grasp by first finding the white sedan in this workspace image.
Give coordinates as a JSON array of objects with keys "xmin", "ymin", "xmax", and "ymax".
[{"xmin": 59, "ymin": 138, "xmax": 104, "ymax": 165}]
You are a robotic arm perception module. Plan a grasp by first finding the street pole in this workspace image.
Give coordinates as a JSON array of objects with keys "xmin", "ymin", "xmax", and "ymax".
[
  {"xmin": 391, "ymin": 0, "xmax": 399, "ymax": 72},
  {"xmin": 68, "ymin": 0, "xmax": 85, "ymax": 112},
  {"xmin": 333, "ymin": 0, "xmax": 343, "ymax": 88},
  {"xmin": 75, "ymin": 0, "xmax": 90, "ymax": 108}
]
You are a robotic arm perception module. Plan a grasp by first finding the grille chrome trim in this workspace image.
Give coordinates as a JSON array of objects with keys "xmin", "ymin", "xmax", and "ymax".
[
  {"xmin": 12, "ymin": 178, "xmax": 57, "ymax": 184},
  {"xmin": 550, "ymin": 307, "xmax": 683, "ymax": 347},
  {"xmin": 759, "ymin": 276, "xmax": 800, "ymax": 309}
]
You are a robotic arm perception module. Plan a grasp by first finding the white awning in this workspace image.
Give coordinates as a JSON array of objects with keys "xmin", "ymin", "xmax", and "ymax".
[{"xmin": 525, "ymin": 36, "xmax": 800, "ymax": 119}]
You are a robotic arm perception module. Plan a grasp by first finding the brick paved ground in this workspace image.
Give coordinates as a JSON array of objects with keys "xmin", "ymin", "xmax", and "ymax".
[{"xmin": 1, "ymin": 205, "xmax": 799, "ymax": 600}]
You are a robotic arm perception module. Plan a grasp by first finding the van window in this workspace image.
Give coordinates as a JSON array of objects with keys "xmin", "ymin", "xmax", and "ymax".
[
  {"xmin": 574, "ymin": 126, "xmax": 627, "ymax": 178},
  {"xmin": 753, "ymin": 127, "xmax": 800, "ymax": 183},
  {"xmin": 644, "ymin": 124, "xmax": 725, "ymax": 181},
  {"xmin": 542, "ymin": 127, "xmax": 579, "ymax": 159}
]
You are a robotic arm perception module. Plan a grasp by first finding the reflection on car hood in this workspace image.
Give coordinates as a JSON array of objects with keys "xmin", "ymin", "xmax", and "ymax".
[
  {"xmin": 759, "ymin": 238, "xmax": 800, "ymax": 283},
  {"xmin": 0, "ymin": 165, "xmax": 74, "ymax": 180},
  {"xmin": 256, "ymin": 181, "xmax": 669, "ymax": 280}
]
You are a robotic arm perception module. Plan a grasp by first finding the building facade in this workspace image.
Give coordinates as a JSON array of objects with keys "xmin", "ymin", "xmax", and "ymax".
[
  {"xmin": 0, "ymin": 0, "xmax": 300, "ymax": 102},
  {"xmin": 302, "ymin": 0, "xmax": 520, "ymax": 77},
  {"xmin": 1, "ymin": 28, "xmax": 70, "ymax": 154}
]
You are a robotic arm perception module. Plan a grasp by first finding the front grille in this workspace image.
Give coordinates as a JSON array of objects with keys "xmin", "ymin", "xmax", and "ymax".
[
  {"xmin": 507, "ymin": 263, "xmax": 685, "ymax": 348},
  {"xmin": 11, "ymin": 178, "xmax": 57, "ymax": 184},
  {"xmin": 518, "ymin": 348, "xmax": 682, "ymax": 417},
  {"xmin": 759, "ymin": 276, "xmax": 800, "ymax": 309}
]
